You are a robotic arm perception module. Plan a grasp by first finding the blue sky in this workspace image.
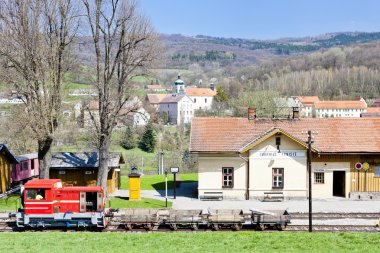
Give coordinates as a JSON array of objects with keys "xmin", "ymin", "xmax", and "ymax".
[{"xmin": 139, "ymin": 0, "xmax": 380, "ymax": 40}]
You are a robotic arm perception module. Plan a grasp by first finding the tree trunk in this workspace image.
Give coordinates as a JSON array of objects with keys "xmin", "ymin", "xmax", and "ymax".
[
  {"xmin": 38, "ymin": 137, "xmax": 53, "ymax": 179},
  {"xmin": 97, "ymin": 134, "xmax": 111, "ymax": 195}
]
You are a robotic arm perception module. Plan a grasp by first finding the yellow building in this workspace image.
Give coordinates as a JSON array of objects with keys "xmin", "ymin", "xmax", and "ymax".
[
  {"xmin": 50, "ymin": 152, "xmax": 124, "ymax": 194},
  {"xmin": 0, "ymin": 144, "xmax": 18, "ymax": 193},
  {"xmin": 190, "ymin": 116, "xmax": 380, "ymax": 200}
]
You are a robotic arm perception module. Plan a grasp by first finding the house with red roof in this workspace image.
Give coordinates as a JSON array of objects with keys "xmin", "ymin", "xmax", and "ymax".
[
  {"xmin": 314, "ymin": 99, "xmax": 367, "ymax": 118},
  {"xmin": 190, "ymin": 111, "xmax": 380, "ymax": 200},
  {"xmin": 294, "ymin": 96, "xmax": 320, "ymax": 117},
  {"xmin": 361, "ymin": 107, "xmax": 380, "ymax": 117},
  {"xmin": 186, "ymin": 87, "xmax": 217, "ymax": 111}
]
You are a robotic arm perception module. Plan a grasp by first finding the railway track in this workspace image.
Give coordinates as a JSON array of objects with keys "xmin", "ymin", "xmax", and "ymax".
[
  {"xmin": 289, "ymin": 212, "xmax": 380, "ymax": 220},
  {"xmin": 1, "ymin": 221, "xmax": 379, "ymax": 233},
  {"xmin": 1, "ymin": 212, "xmax": 379, "ymax": 233},
  {"xmin": 285, "ymin": 225, "xmax": 380, "ymax": 232}
]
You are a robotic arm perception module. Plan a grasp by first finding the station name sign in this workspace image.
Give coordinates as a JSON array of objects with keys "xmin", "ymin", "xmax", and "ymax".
[{"xmin": 250, "ymin": 150, "xmax": 306, "ymax": 159}]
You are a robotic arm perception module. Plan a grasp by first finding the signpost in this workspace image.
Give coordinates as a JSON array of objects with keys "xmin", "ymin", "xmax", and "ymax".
[
  {"xmin": 355, "ymin": 162, "xmax": 362, "ymax": 191},
  {"xmin": 164, "ymin": 168, "xmax": 168, "ymax": 207},
  {"xmin": 363, "ymin": 162, "xmax": 370, "ymax": 192},
  {"xmin": 170, "ymin": 167, "xmax": 179, "ymax": 199},
  {"xmin": 307, "ymin": 130, "xmax": 313, "ymax": 233}
]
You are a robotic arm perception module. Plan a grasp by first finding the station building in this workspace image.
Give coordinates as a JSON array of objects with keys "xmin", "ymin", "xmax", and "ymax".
[{"xmin": 190, "ymin": 112, "xmax": 380, "ymax": 200}]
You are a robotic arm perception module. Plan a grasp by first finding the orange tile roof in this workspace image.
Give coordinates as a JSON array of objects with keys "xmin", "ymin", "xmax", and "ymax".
[
  {"xmin": 367, "ymin": 107, "xmax": 380, "ymax": 113},
  {"xmin": 186, "ymin": 88, "xmax": 217, "ymax": 97},
  {"xmin": 146, "ymin": 94, "xmax": 168, "ymax": 104},
  {"xmin": 297, "ymin": 96, "xmax": 320, "ymax": 105},
  {"xmin": 314, "ymin": 101, "xmax": 367, "ymax": 109},
  {"xmin": 190, "ymin": 117, "xmax": 380, "ymax": 153}
]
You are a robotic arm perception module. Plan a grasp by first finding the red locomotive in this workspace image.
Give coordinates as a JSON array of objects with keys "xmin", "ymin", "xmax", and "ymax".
[{"xmin": 16, "ymin": 179, "xmax": 114, "ymax": 228}]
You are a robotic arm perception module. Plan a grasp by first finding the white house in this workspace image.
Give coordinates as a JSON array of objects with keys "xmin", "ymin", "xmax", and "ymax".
[
  {"xmin": 186, "ymin": 87, "xmax": 217, "ymax": 111},
  {"xmin": 314, "ymin": 99, "xmax": 367, "ymax": 118},
  {"xmin": 159, "ymin": 94, "xmax": 194, "ymax": 124}
]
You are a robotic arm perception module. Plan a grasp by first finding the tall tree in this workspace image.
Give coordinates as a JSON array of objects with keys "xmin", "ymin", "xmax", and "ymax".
[
  {"xmin": 139, "ymin": 123, "xmax": 156, "ymax": 153},
  {"xmin": 82, "ymin": 0, "xmax": 160, "ymax": 193},
  {"xmin": 121, "ymin": 125, "xmax": 136, "ymax": 150},
  {"xmin": 0, "ymin": 0, "xmax": 79, "ymax": 177}
]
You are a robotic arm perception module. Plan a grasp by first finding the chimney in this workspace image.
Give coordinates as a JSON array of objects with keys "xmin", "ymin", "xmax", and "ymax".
[
  {"xmin": 292, "ymin": 107, "xmax": 300, "ymax": 119},
  {"xmin": 248, "ymin": 107, "xmax": 256, "ymax": 120}
]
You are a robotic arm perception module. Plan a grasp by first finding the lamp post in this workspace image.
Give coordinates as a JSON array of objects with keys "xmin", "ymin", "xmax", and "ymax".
[
  {"xmin": 307, "ymin": 130, "xmax": 313, "ymax": 232},
  {"xmin": 161, "ymin": 151, "xmax": 164, "ymax": 175},
  {"xmin": 164, "ymin": 168, "xmax": 168, "ymax": 208},
  {"xmin": 170, "ymin": 167, "xmax": 179, "ymax": 199}
]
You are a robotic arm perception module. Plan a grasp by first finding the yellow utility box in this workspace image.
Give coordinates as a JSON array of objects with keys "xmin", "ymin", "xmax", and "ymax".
[{"xmin": 129, "ymin": 172, "xmax": 141, "ymax": 201}]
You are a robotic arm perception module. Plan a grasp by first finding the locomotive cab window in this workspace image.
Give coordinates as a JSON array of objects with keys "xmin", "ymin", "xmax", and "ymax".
[
  {"xmin": 85, "ymin": 192, "xmax": 98, "ymax": 212},
  {"xmin": 26, "ymin": 189, "xmax": 46, "ymax": 200}
]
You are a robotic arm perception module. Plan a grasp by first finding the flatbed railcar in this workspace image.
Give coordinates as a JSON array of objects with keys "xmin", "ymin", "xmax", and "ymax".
[
  {"xmin": 158, "ymin": 209, "xmax": 204, "ymax": 230},
  {"xmin": 115, "ymin": 208, "xmax": 291, "ymax": 231},
  {"xmin": 205, "ymin": 209, "xmax": 247, "ymax": 231},
  {"xmin": 14, "ymin": 179, "xmax": 115, "ymax": 228},
  {"xmin": 118, "ymin": 209, "xmax": 159, "ymax": 230}
]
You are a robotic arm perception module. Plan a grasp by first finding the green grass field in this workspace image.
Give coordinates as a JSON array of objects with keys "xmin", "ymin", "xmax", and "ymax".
[
  {"xmin": 0, "ymin": 195, "xmax": 21, "ymax": 211},
  {"xmin": 109, "ymin": 197, "xmax": 172, "ymax": 208},
  {"xmin": 0, "ymin": 232, "xmax": 379, "ymax": 253},
  {"xmin": 120, "ymin": 173, "xmax": 198, "ymax": 190},
  {"xmin": 112, "ymin": 146, "xmax": 158, "ymax": 173}
]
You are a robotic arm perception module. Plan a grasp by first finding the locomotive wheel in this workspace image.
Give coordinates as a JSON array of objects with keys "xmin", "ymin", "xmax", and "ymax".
[
  {"xmin": 145, "ymin": 223, "xmax": 153, "ymax": 231},
  {"xmin": 257, "ymin": 224, "xmax": 265, "ymax": 231},
  {"xmin": 191, "ymin": 224, "xmax": 198, "ymax": 231},
  {"xmin": 233, "ymin": 224, "xmax": 242, "ymax": 231},
  {"xmin": 276, "ymin": 224, "xmax": 286, "ymax": 231},
  {"xmin": 171, "ymin": 224, "xmax": 178, "ymax": 231},
  {"xmin": 212, "ymin": 224, "xmax": 219, "ymax": 231}
]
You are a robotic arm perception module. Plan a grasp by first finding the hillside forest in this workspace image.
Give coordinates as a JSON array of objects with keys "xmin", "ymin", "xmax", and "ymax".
[{"xmin": 1, "ymin": 28, "xmax": 380, "ymax": 173}]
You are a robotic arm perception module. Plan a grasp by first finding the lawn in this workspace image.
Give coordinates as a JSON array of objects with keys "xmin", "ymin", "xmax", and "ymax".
[
  {"xmin": 131, "ymin": 75, "xmax": 156, "ymax": 83},
  {"xmin": 109, "ymin": 197, "xmax": 172, "ymax": 208},
  {"xmin": 120, "ymin": 173, "xmax": 198, "ymax": 191},
  {"xmin": 112, "ymin": 146, "xmax": 158, "ymax": 173},
  {"xmin": 0, "ymin": 195, "xmax": 21, "ymax": 211},
  {"xmin": 63, "ymin": 82, "xmax": 94, "ymax": 90},
  {"xmin": 0, "ymin": 232, "xmax": 379, "ymax": 253}
]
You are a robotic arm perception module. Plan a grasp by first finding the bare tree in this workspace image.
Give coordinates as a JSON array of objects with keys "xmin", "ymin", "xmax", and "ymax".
[
  {"xmin": 82, "ymin": 0, "xmax": 160, "ymax": 193},
  {"xmin": 0, "ymin": 0, "xmax": 79, "ymax": 178}
]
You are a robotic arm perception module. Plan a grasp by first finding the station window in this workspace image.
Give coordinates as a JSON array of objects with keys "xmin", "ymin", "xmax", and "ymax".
[
  {"xmin": 375, "ymin": 167, "xmax": 380, "ymax": 177},
  {"xmin": 222, "ymin": 167, "xmax": 233, "ymax": 188},
  {"xmin": 314, "ymin": 172, "xmax": 325, "ymax": 184},
  {"xmin": 272, "ymin": 168, "xmax": 284, "ymax": 189},
  {"xmin": 26, "ymin": 189, "xmax": 46, "ymax": 200}
]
